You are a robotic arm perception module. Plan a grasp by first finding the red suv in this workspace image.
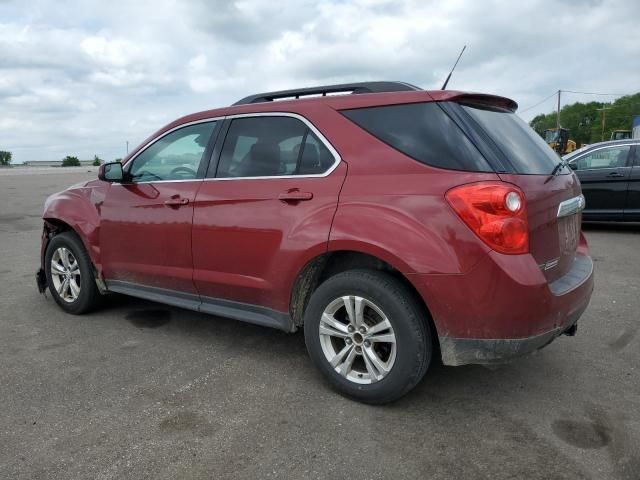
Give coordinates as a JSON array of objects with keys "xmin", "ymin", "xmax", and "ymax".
[{"xmin": 37, "ymin": 81, "xmax": 593, "ymax": 403}]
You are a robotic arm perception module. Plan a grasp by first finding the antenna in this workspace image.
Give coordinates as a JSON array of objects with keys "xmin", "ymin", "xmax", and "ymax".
[{"xmin": 441, "ymin": 45, "xmax": 467, "ymax": 90}]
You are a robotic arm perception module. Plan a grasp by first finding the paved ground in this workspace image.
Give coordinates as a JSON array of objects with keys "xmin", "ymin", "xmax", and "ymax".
[{"xmin": 1, "ymin": 170, "xmax": 639, "ymax": 480}]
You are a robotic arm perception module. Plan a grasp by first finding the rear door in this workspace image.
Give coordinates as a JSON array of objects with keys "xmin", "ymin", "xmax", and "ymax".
[
  {"xmin": 569, "ymin": 144, "xmax": 633, "ymax": 220},
  {"xmin": 624, "ymin": 145, "xmax": 640, "ymax": 220},
  {"xmin": 191, "ymin": 113, "xmax": 346, "ymax": 315}
]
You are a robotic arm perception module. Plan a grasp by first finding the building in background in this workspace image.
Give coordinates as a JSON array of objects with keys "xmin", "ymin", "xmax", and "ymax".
[{"xmin": 22, "ymin": 160, "xmax": 97, "ymax": 167}]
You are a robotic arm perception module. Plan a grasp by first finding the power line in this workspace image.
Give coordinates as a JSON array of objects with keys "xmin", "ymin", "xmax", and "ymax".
[
  {"xmin": 519, "ymin": 91, "xmax": 558, "ymax": 114},
  {"xmin": 519, "ymin": 88, "xmax": 632, "ymax": 115},
  {"xmin": 562, "ymin": 90, "xmax": 629, "ymax": 96}
]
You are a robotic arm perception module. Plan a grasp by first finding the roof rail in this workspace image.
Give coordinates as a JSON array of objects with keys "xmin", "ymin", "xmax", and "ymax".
[{"xmin": 232, "ymin": 81, "xmax": 421, "ymax": 106}]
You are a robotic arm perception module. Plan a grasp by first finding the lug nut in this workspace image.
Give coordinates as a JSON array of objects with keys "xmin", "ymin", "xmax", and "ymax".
[
  {"xmin": 348, "ymin": 325, "xmax": 355, "ymax": 333},
  {"xmin": 359, "ymin": 326, "xmax": 366, "ymax": 334},
  {"xmin": 355, "ymin": 346, "xmax": 362, "ymax": 353},
  {"xmin": 364, "ymin": 340, "xmax": 371, "ymax": 347},
  {"xmin": 345, "ymin": 338, "xmax": 352, "ymax": 345}
]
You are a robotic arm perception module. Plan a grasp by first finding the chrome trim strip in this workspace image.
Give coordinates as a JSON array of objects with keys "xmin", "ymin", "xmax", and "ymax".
[
  {"xmin": 538, "ymin": 258, "xmax": 560, "ymax": 271},
  {"xmin": 557, "ymin": 194, "xmax": 585, "ymax": 218},
  {"xmin": 115, "ymin": 179, "xmax": 204, "ymax": 185},
  {"xmin": 204, "ymin": 112, "xmax": 341, "ymax": 181}
]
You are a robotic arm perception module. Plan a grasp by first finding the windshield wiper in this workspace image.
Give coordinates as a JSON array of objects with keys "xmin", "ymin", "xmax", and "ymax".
[
  {"xmin": 550, "ymin": 158, "xmax": 568, "ymax": 177},
  {"xmin": 544, "ymin": 158, "xmax": 570, "ymax": 184}
]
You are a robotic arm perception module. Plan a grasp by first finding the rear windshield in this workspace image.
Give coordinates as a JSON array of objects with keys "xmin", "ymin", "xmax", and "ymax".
[
  {"xmin": 341, "ymin": 102, "xmax": 493, "ymax": 172},
  {"xmin": 461, "ymin": 104, "xmax": 562, "ymax": 174}
]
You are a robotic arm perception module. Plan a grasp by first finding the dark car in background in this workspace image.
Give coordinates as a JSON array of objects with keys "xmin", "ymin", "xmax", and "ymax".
[{"xmin": 564, "ymin": 139, "xmax": 640, "ymax": 221}]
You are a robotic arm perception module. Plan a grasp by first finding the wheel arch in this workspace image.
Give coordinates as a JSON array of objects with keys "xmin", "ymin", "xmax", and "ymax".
[
  {"xmin": 42, "ymin": 217, "xmax": 100, "ymax": 272},
  {"xmin": 289, "ymin": 249, "xmax": 441, "ymax": 355},
  {"xmin": 42, "ymin": 188, "xmax": 103, "ymax": 275}
]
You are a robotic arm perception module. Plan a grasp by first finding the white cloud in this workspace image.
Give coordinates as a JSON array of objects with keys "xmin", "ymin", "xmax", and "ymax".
[
  {"xmin": 0, "ymin": 0, "xmax": 639, "ymax": 162},
  {"xmin": 80, "ymin": 35, "xmax": 141, "ymax": 68}
]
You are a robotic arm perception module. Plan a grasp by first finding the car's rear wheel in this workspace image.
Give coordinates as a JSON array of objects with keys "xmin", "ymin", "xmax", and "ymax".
[
  {"xmin": 45, "ymin": 231, "xmax": 101, "ymax": 314},
  {"xmin": 304, "ymin": 269, "xmax": 431, "ymax": 404}
]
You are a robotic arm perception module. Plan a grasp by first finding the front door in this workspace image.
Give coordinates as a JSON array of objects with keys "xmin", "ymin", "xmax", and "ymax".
[
  {"xmin": 572, "ymin": 144, "xmax": 632, "ymax": 220},
  {"xmin": 191, "ymin": 114, "xmax": 346, "ymax": 314},
  {"xmin": 100, "ymin": 120, "xmax": 219, "ymax": 293}
]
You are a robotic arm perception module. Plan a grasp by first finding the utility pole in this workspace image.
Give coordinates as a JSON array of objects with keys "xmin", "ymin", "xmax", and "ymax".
[
  {"xmin": 556, "ymin": 89, "xmax": 561, "ymax": 130},
  {"xmin": 596, "ymin": 107, "xmax": 611, "ymax": 141},
  {"xmin": 126, "ymin": 141, "xmax": 129, "ymax": 155}
]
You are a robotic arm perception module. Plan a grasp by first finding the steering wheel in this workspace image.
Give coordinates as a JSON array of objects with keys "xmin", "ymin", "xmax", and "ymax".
[
  {"xmin": 169, "ymin": 166, "xmax": 197, "ymax": 179},
  {"xmin": 133, "ymin": 170, "xmax": 163, "ymax": 182}
]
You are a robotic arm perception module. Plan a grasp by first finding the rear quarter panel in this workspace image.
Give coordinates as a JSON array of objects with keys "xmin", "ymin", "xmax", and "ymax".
[{"xmin": 310, "ymin": 105, "xmax": 496, "ymax": 275}]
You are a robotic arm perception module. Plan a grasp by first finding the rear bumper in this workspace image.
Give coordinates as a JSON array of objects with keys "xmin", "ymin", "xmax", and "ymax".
[
  {"xmin": 410, "ymin": 240, "xmax": 594, "ymax": 366},
  {"xmin": 438, "ymin": 299, "xmax": 589, "ymax": 366}
]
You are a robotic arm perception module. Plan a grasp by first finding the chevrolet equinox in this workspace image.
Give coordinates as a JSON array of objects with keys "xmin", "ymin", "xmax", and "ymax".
[{"xmin": 36, "ymin": 81, "xmax": 594, "ymax": 403}]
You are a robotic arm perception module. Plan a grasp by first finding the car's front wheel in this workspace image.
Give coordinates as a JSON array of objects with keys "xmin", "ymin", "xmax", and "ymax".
[
  {"xmin": 304, "ymin": 269, "xmax": 432, "ymax": 404},
  {"xmin": 45, "ymin": 231, "xmax": 101, "ymax": 314}
]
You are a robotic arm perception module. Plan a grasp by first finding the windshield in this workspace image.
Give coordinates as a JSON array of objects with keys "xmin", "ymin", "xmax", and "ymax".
[
  {"xmin": 462, "ymin": 104, "xmax": 565, "ymax": 174},
  {"xmin": 544, "ymin": 130, "xmax": 558, "ymax": 143},
  {"xmin": 612, "ymin": 131, "xmax": 630, "ymax": 140}
]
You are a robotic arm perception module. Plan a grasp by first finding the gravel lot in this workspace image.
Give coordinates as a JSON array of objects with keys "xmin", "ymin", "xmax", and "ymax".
[{"xmin": 1, "ymin": 170, "xmax": 639, "ymax": 480}]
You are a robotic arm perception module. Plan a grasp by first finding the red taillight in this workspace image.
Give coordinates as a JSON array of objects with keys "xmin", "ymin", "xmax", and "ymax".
[{"xmin": 445, "ymin": 182, "xmax": 529, "ymax": 254}]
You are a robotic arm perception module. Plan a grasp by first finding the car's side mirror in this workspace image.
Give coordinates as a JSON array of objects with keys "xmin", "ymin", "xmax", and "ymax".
[
  {"xmin": 99, "ymin": 162, "xmax": 125, "ymax": 182},
  {"xmin": 569, "ymin": 162, "xmax": 578, "ymax": 171}
]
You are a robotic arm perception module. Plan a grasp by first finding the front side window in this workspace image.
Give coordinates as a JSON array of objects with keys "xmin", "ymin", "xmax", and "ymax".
[
  {"xmin": 129, "ymin": 121, "xmax": 216, "ymax": 182},
  {"xmin": 215, "ymin": 116, "xmax": 335, "ymax": 178},
  {"xmin": 573, "ymin": 146, "xmax": 631, "ymax": 171}
]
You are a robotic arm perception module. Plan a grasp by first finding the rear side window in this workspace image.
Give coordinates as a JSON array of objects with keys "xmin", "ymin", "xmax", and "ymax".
[
  {"xmin": 461, "ymin": 104, "xmax": 561, "ymax": 174},
  {"xmin": 341, "ymin": 102, "xmax": 492, "ymax": 172},
  {"xmin": 215, "ymin": 116, "xmax": 335, "ymax": 178}
]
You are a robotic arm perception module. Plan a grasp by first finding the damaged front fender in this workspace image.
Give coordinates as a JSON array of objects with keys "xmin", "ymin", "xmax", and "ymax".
[{"xmin": 39, "ymin": 179, "xmax": 108, "ymax": 280}]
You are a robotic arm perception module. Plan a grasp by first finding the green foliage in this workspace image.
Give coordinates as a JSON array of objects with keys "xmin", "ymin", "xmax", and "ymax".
[
  {"xmin": 61, "ymin": 155, "xmax": 81, "ymax": 167},
  {"xmin": 0, "ymin": 151, "xmax": 12, "ymax": 166},
  {"xmin": 114, "ymin": 158, "xmax": 123, "ymax": 163},
  {"xmin": 92, "ymin": 155, "xmax": 102, "ymax": 166},
  {"xmin": 529, "ymin": 93, "xmax": 640, "ymax": 146}
]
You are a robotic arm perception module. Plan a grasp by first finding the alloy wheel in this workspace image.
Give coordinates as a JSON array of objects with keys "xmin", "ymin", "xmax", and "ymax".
[
  {"xmin": 50, "ymin": 247, "xmax": 81, "ymax": 303},
  {"xmin": 319, "ymin": 295, "xmax": 397, "ymax": 384}
]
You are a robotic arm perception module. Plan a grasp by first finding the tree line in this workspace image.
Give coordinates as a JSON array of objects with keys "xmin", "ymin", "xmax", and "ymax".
[
  {"xmin": 0, "ymin": 151, "xmax": 11, "ymax": 166},
  {"xmin": 0, "ymin": 153, "xmax": 116, "ymax": 167},
  {"xmin": 529, "ymin": 92, "xmax": 640, "ymax": 147}
]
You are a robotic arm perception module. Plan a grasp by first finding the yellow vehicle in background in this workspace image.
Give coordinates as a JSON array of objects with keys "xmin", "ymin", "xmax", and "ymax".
[{"xmin": 544, "ymin": 128, "xmax": 577, "ymax": 155}]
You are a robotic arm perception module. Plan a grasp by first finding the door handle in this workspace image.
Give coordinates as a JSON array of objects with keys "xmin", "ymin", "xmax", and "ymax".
[
  {"xmin": 164, "ymin": 197, "xmax": 189, "ymax": 207},
  {"xmin": 606, "ymin": 172, "xmax": 625, "ymax": 178},
  {"xmin": 278, "ymin": 191, "xmax": 313, "ymax": 202}
]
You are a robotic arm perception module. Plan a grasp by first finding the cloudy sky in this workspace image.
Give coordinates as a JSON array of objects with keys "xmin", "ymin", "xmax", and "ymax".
[{"xmin": 1, "ymin": 0, "xmax": 638, "ymax": 163}]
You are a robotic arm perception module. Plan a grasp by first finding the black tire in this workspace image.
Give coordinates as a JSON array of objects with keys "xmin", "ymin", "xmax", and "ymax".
[
  {"xmin": 304, "ymin": 269, "xmax": 431, "ymax": 404},
  {"xmin": 45, "ymin": 231, "xmax": 101, "ymax": 314}
]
